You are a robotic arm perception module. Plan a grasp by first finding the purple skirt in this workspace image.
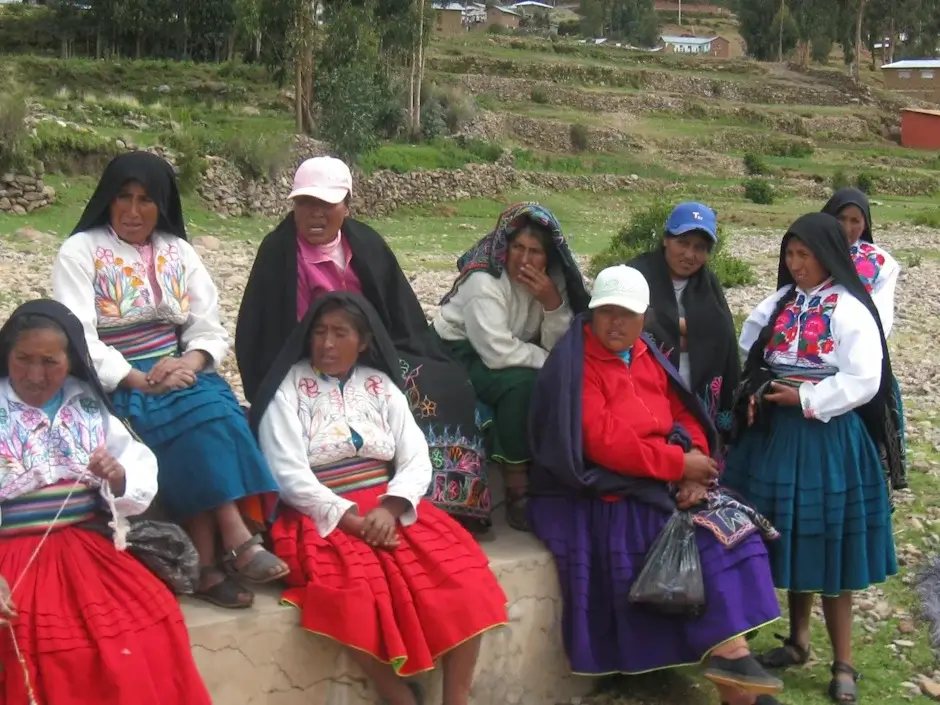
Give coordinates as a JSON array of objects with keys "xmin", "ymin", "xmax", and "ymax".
[{"xmin": 528, "ymin": 495, "xmax": 780, "ymax": 675}]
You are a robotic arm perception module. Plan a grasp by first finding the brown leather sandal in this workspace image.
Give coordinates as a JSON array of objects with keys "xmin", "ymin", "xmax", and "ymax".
[
  {"xmin": 223, "ymin": 534, "xmax": 290, "ymax": 584},
  {"xmin": 193, "ymin": 567, "xmax": 254, "ymax": 609}
]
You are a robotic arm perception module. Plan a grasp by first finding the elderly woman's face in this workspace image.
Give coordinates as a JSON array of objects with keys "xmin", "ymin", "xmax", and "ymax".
[
  {"xmin": 837, "ymin": 205, "xmax": 866, "ymax": 245},
  {"xmin": 109, "ymin": 181, "xmax": 159, "ymax": 244},
  {"xmin": 9, "ymin": 328, "xmax": 70, "ymax": 407},
  {"xmin": 785, "ymin": 237, "xmax": 829, "ymax": 290},
  {"xmin": 293, "ymin": 196, "xmax": 349, "ymax": 246},
  {"xmin": 591, "ymin": 305, "xmax": 645, "ymax": 354},
  {"xmin": 310, "ymin": 308, "xmax": 368, "ymax": 378}
]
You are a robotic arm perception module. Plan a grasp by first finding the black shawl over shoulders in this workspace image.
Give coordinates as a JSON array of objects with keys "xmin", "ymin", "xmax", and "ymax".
[
  {"xmin": 627, "ymin": 249, "xmax": 739, "ymax": 436},
  {"xmin": 236, "ymin": 215, "xmax": 443, "ymax": 403}
]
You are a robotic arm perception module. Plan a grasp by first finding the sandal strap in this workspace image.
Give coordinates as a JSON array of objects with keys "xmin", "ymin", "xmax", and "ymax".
[
  {"xmin": 224, "ymin": 534, "xmax": 264, "ymax": 563},
  {"xmin": 831, "ymin": 661, "xmax": 861, "ymax": 681},
  {"xmin": 775, "ymin": 632, "xmax": 810, "ymax": 661}
]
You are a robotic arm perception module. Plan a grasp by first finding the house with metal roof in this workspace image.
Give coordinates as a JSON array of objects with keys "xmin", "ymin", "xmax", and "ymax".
[
  {"xmin": 660, "ymin": 34, "xmax": 730, "ymax": 57},
  {"xmin": 881, "ymin": 59, "xmax": 940, "ymax": 102}
]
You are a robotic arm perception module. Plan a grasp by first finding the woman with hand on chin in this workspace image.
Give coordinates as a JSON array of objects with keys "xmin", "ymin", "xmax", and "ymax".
[
  {"xmin": 251, "ymin": 291, "xmax": 507, "ymax": 705},
  {"xmin": 723, "ymin": 213, "xmax": 901, "ymax": 705},
  {"xmin": 52, "ymin": 151, "xmax": 287, "ymax": 609},
  {"xmin": 432, "ymin": 203, "xmax": 590, "ymax": 531}
]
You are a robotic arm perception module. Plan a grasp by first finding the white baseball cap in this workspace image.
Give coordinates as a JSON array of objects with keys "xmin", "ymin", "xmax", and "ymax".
[
  {"xmin": 288, "ymin": 157, "xmax": 352, "ymax": 204},
  {"xmin": 588, "ymin": 265, "xmax": 650, "ymax": 314}
]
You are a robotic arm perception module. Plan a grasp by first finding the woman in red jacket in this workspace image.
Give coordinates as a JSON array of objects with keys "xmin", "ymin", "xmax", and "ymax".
[{"xmin": 527, "ymin": 265, "xmax": 783, "ymax": 705}]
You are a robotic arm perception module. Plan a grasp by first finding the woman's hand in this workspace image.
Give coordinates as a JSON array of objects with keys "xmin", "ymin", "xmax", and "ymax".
[
  {"xmin": 764, "ymin": 382, "xmax": 800, "ymax": 407},
  {"xmin": 518, "ymin": 264, "xmax": 563, "ymax": 311},
  {"xmin": 361, "ymin": 507, "xmax": 399, "ymax": 549},
  {"xmin": 87, "ymin": 446, "xmax": 127, "ymax": 497},
  {"xmin": 338, "ymin": 507, "xmax": 365, "ymax": 538},
  {"xmin": 747, "ymin": 394, "xmax": 757, "ymax": 426},
  {"xmin": 676, "ymin": 480, "xmax": 708, "ymax": 510},
  {"xmin": 0, "ymin": 575, "xmax": 16, "ymax": 625},
  {"xmin": 147, "ymin": 352, "xmax": 207, "ymax": 386},
  {"xmin": 682, "ymin": 450, "xmax": 718, "ymax": 485}
]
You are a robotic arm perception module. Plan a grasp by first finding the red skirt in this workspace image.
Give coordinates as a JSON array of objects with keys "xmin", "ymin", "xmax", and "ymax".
[
  {"xmin": 271, "ymin": 485, "xmax": 508, "ymax": 676},
  {"xmin": 0, "ymin": 527, "xmax": 211, "ymax": 705}
]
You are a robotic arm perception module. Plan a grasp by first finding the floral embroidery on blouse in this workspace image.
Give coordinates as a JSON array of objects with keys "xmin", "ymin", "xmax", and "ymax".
[
  {"xmin": 768, "ymin": 284, "xmax": 838, "ymax": 365},
  {"xmin": 92, "ymin": 242, "xmax": 190, "ymax": 323},
  {"xmin": 156, "ymin": 244, "xmax": 190, "ymax": 313},
  {"xmin": 851, "ymin": 242, "xmax": 885, "ymax": 294},
  {"xmin": 0, "ymin": 392, "xmax": 106, "ymax": 502}
]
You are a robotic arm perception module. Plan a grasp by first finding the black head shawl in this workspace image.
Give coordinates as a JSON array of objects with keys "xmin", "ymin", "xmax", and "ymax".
[
  {"xmin": 627, "ymin": 247, "xmax": 739, "ymax": 432},
  {"xmin": 743, "ymin": 213, "xmax": 904, "ymax": 490},
  {"xmin": 249, "ymin": 291, "xmax": 401, "ymax": 435},
  {"xmin": 821, "ymin": 187, "xmax": 873, "ymax": 244},
  {"xmin": 0, "ymin": 299, "xmax": 119, "ymax": 416},
  {"xmin": 70, "ymin": 151, "xmax": 187, "ymax": 240}
]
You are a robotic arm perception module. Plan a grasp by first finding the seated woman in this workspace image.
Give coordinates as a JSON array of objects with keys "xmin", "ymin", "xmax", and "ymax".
[
  {"xmin": 250, "ymin": 292, "xmax": 508, "ymax": 705},
  {"xmin": 52, "ymin": 151, "xmax": 287, "ymax": 609},
  {"xmin": 431, "ymin": 203, "xmax": 590, "ymax": 531},
  {"xmin": 527, "ymin": 265, "xmax": 783, "ymax": 705},
  {"xmin": 821, "ymin": 186, "xmax": 907, "ymax": 491},
  {"xmin": 628, "ymin": 202, "xmax": 739, "ymax": 448},
  {"xmin": 723, "ymin": 213, "xmax": 901, "ymax": 705},
  {"xmin": 237, "ymin": 157, "xmax": 488, "ymax": 534},
  {"xmin": 0, "ymin": 300, "xmax": 211, "ymax": 704}
]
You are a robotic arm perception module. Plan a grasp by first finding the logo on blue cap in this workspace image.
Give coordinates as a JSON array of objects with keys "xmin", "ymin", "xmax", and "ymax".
[{"xmin": 665, "ymin": 202, "xmax": 717, "ymax": 242}]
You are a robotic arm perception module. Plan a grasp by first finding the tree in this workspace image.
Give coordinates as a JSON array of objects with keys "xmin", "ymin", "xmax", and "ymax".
[{"xmin": 738, "ymin": 0, "xmax": 797, "ymax": 60}]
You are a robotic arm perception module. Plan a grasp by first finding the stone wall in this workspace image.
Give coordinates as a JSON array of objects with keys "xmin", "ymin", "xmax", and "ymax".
[{"xmin": 0, "ymin": 169, "xmax": 56, "ymax": 215}]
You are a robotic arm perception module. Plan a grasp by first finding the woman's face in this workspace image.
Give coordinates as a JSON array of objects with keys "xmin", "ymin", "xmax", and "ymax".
[
  {"xmin": 591, "ymin": 305, "xmax": 645, "ymax": 354},
  {"xmin": 8, "ymin": 328, "xmax": 70, "ymax": 407},
  {"xmin": 310, "ymin": 308, "xmax": 368, "ymax": 378},
  {"xmin": 837, "ymin": 204, "xmax": 867, "ymax": 245},
  {"xmin": 293, "ymin": 196, "xmax": 349, "ymax": 246},
  {"xmin": 506, "ymin": 229, "xmax": 549, "ymax": 282},
  {"xmin": 109, "ymin": 181, "xmax": 159, "ymax": 244},
  {"xmin": 662, "ymin": 232, "xmax": 711, "ymax": 279},
  {"xmin": 785, "ymin": 237, "xmax": 829, "ymax": 290}
]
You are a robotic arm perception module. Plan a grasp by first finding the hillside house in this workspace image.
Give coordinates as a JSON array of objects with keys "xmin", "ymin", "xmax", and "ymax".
[
  {"xmin": 661, "ymin": 34, "xmax": 729, "ymax": 58},
  {"xmin": 901, "ymin": 109, "xmax": 940, "ymax": 150},
  {"xmin": 486, "ymin": 6, "xmax": 521, "ymax": 30},
  {"xmin": 881, "ymin": 59, "xmax": 940, "ymax": 103},
  {"xmin": 433, "ymin": 2, "xmax": 467, "ymax": 35}
]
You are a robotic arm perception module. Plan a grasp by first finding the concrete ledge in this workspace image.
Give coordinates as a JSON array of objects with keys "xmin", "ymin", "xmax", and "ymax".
[{"xmin": 183, "ymin": 517, "xmax": 595, "ymax": 705}]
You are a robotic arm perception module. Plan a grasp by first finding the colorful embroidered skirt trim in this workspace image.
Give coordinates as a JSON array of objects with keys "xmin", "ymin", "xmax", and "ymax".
[{"xmin": 0, "ymin": 482, "xmax": 99, "ymax": 536}]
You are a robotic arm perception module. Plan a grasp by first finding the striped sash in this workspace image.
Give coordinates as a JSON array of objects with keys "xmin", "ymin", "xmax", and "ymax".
[
  {"xmin": 0, "ymin": 482, "xmax": 100, "ymax": 537},
  {"xmin": 314, "ymin": 457, "xmax": 391, "ymax": 497},
  {"xmin": 770, "ymin": 363, "xmax": 838, "ymax": 388},
  {"xmin": 99, "ymin": 321, "xmax": 179, "ymax": 361}
]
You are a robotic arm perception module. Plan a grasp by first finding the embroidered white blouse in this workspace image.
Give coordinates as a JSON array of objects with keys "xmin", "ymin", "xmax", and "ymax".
[
  {"xmin": 51, "ymin": 227, "xmax": 231, "ymax": 392},
  {"xmin": 739, "ymin": 280, "xmax": 883, "ymax": 423},
  {"xmin": 432, "ymin": 270, "xmax": 572, "ymax": 369},
  {"xmin": 851, "ymin": 241, "xmax": 899, "ymax": 337},
  {"xmin": 257, "ymin": 363, "xmax": 432, "ymax": 538},
  {"xmin": 0, "ymin": 377, "xmax": 157, "ymax": 519}
]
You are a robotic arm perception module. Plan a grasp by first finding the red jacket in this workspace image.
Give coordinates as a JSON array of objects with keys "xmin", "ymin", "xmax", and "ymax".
[{"xmin": 582, "ymin": 324, "xmax": 710, "ymax": 484}]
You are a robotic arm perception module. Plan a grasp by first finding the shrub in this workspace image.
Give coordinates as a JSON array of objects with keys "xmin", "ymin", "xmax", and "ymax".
[
  {"xmin": 569, "ymin": 123, "xmax": 590, "ymax": 152},
  {"xmin": 831, "ymin": 168, "xmax": 850, "ymax": 191},
  {"xmin": 743, "ymin": 152, "xmax": 770, "ymax": 176},
  {"xmin": 743, "ymin": 178, "xmax": 775, "ymax": 205},
  {"xmin": 486, "ymin": 24, "xmax": 508, "ymax": 35},
  {"xmin": 374, "ymin": 81, "xmax": 409, "ymax": 140},
  {"xmin": 162, "ymin": 129, "xmax": 208, "ymax": 194},
  {"xmin": 420, "ymin": 98, "xmax": 447, "ymax": 141},
  {"xmin": 854, "ymin": 172, "xmax": 875, "ymax": 195},
  {"xmin": 557, "ymin": 19, "xmax": 581, "ymax": 36},
  {"xmin": 316, "ymin": 62, "xmax": 382, "ymax": 164},
  {"xmin": 589, "ymin": 201, "xmax": 755, "ymax": 288},
  {"xmin": 530, "ymin": 86, "xmax": 550, "ymax": 104},
  {"xmin": 218, "ymin": 132, "xmax": 290, "ymax": 180},
  {"xmin": 0, "ymin": 87, "xmax": 28, "ymax": 171},
  {"xmin": 435, "ymin": 84, "xmax": 477, "ymax": 134}
]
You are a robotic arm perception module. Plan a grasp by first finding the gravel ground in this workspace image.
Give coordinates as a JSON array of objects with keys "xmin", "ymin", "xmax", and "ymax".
[{"xmin": 5, "ymin": 223, "xmax": 940, "ymax": 703}]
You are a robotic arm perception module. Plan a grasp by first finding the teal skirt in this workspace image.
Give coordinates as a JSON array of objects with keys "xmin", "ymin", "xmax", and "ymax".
[{"xmin": 722, "ymin": 407, "xmax": 897, "ymax": 596}]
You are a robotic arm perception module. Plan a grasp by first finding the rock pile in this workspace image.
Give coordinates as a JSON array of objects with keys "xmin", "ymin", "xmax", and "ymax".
[{"xmin": 0, "ymin": 170, "xmax": 56, "ymax": 215}]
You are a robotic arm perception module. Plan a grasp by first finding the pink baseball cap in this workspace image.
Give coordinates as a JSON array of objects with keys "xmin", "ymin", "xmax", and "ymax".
[{"xmin": 288, "ymin": 157, "xmax": 352, "ymax": 204}]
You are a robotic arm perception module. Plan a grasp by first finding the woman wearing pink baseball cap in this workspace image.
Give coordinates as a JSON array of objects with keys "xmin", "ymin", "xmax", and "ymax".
[{"xmin": 236, "ymin": 157, "xmax": 492, "ymax": 535}]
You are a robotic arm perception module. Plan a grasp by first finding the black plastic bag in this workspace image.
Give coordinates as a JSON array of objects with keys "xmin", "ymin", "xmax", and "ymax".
[{"xmin": 628, "ymin": 511, "xmax": 705, "ymax": 619}]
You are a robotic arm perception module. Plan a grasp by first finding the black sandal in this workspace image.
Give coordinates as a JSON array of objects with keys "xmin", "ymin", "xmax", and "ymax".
[
  {"xmin": 828, "ymin": 661, "xmax": 860, "ymax": 703},
  {"xmin": 193, "ymin": 567, "xmax": 254, "ymax": 609},
  {"xmin": 223, "ymin": 534, "xmax": 290, "ymax": 585},
  {"xmin": 757, "ymin": 632, "xmax": 811, "ymax": 669},
  {"xmin": 505, "ymin": 490, "xmax": 530, "ymax": 532},
  {"xmin": 704, "ymin": 654, "xmax": 783, "ymax": 695}
]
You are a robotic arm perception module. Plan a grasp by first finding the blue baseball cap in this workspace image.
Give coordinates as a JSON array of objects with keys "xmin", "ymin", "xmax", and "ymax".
[{"xmin": 665, "ymin": 202, "xmax": 718, "ymax": 242}]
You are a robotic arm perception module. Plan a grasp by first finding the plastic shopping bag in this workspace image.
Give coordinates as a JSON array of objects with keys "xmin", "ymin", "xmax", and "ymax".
[{"xmin": 628, "ymin": 510, "xmax": 705, "ymax": 619}]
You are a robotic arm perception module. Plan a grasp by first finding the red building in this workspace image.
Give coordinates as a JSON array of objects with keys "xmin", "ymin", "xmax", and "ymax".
[{"xmin": 900, "ymin": 109, "xmax": 940, "ymax": 150}]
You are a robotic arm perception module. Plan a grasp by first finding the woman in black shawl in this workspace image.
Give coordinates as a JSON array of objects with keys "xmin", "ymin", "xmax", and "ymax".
[
  {"xmin": 627, "ymin": 201, "xmax": 739, "ymax": 452},
  {"xmin": 722, "ymin": 213, "xmax": 901, "ymax": 705},
  {"xmin": 248, "ymin": 292, "xmax": 507, "ymax": 704},
  {"xmin": 236, "ymin": 157, "xmax": 489, "ymax": 534},
  {"xmin": 52, "ymin": 151, "xmax": 287, "ymax": 610},
  {"xmin": 0, "ymin": 300, "xmax": 211, "ymax": 705}
]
